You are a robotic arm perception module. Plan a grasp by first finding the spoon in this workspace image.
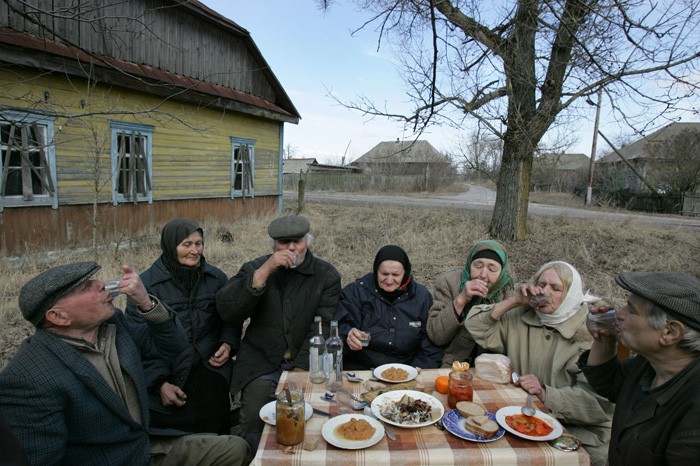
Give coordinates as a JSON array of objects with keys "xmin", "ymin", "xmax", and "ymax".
[
  {"xmin": 522, "ymin": 393, "xmax": 536, "ymax": 417},
  {"xmin": 319, "ymin": 395, "xmax": 368, "ymax": 410},
  {"xmin": 345, "ymin": 372, "xmax": 363, "ymax": 383},
  {"xmin": 363, "ymin": 406, "xmax": 397, "ymax": 441}
]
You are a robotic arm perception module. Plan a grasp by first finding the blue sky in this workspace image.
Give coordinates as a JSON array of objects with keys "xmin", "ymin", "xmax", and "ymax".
[{"xmin": 200, "ymin": 1, "xmax": 696, "ymax": 164}]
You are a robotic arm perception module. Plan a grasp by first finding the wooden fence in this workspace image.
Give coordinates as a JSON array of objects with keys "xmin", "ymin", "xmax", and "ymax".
[
  {"xmin": 682, "ymin": 192, "xmax": 700, "ymax": 216},
  {"xmin": 283, "ymin": 172, "xmax": 456, "ymax": 193}
]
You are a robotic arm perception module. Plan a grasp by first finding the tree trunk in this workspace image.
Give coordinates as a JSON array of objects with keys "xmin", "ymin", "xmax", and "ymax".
[{"xmin": 489, "ymin": 132, "xmax": 533, "ymax": 240}]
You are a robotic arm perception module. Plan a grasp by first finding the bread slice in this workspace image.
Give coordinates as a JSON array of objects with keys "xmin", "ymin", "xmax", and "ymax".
[
  {"xmin": 464, "ymin": 415, "xmax": 499, "ymax": 438},
  {"xmin": 456, "ymin": 401, "xmax": 485, "ymax": 419}
]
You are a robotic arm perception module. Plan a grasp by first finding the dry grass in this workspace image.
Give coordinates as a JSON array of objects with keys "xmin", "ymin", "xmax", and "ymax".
[{"xmin": 2, "ymin": 201, "xmax": 698, "ymax": 368}]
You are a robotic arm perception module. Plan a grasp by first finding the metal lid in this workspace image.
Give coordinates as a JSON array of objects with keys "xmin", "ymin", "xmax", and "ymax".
[{"xmin": 548, "ymin": 433, "xmax": 581, "ymax": 451}]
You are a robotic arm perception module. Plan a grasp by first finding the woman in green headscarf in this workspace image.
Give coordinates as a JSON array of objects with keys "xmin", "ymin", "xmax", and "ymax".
[{"xmin": 427, "ymin": 239, "xmax": 514, "ymax": 367}]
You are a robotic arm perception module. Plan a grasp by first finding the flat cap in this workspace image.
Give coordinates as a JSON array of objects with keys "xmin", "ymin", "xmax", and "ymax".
[
  {"xmin": 19, "ymin": 261, "xmax": 101, "ymax": 326},
  {"xmin": 615, "ymin": 272, "xmax": 700, "ymax": 331},
  {"xmin": 267, "ymin": 214, "xmax": 310, "ymax": 240}
]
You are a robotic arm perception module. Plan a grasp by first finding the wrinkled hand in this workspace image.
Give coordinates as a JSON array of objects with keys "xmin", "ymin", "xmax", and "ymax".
[
  {"xmin": 516, "ymin": 373, "xmax": 546, "ymax": 403},
  {"xmin": 268, "ymin": 250, "xmax": 297, "ymax": 270},
  {"xmin": 346, "ymin": 328, "xmax": 364, "ymax": 351},
  {"xmin": 209, "ymin": 343, "xmax": 231, "ymax": 367},
  {"xmin": 119, "ymin": 265, "xmax": 152, "ymax": 311},
  {"xmin": 516, "ymin": 283, "xmax": 544, "ymax": 305},
  {"xmin": 159, "ymin": 381, "xmax": 187, "ymax": 407}
]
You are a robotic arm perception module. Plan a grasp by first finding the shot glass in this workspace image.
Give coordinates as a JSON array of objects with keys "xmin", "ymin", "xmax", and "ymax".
[
  {"xmin": 104, "ymin": 280, "xmax": 123, "ymax": 298},
  {"xmin": 335, "ymin": 390, "xmax": 353, "ymax": 415},
  {"xmin": 359, "ymin": 331, "xmax": 371, "ymax": 347},
  {"xmin": 586, "ymin": 309, "xmax": 618, "ymax": 334},
  {"xmin": 529, "ymin": 293, "xmax": 548, "ymax": 308},
  {"xmin": 290, "ymin": 255, "xmax": 299, "ymax": 269}
]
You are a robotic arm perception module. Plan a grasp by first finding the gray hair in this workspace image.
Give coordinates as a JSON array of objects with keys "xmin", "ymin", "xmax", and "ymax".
[{"xmin": 646, "ymin": 300, "xmax": 700, "ymax": 353}]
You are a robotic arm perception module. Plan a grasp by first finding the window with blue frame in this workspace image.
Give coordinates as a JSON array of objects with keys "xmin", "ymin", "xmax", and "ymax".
[
  {"xmin": 111, "ymin": 121, "xmax": 153, "ymax": 204},
  {"xmin": 231, "ymin": 137, "xmax": 255, "ymax": 197},
  {"xmin": 0, "ymin": 112, "xmax": 57, "ymax": 211}
]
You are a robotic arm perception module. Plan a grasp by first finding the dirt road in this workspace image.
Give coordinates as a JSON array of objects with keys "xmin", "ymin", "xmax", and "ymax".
[{"xmin": 285, "ymin": 185, "xmax": 700, "ymax": 230}]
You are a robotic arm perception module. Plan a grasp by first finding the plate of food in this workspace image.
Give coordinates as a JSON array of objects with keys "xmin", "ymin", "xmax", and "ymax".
[
  {"xmin": 442, "ymin": 409, "xmax": 505, "ymax": 442},
  {"xmin": 371, "ymin": 389, "xmax": 443, "ymax": 428},
  {"xmin": 495, "ymin": 406, "xmax": 564, "ymax": 441},
  {"xmin": 321, "ymin": 413, "xmax": 385, "ymax": 449},
  {"xmin": 258, "ymin": 401, "xmax": 313, "ymax": 425},
  {"xmin": 373, "ymin": 363, "xmax": 418, "ymax": 383}
]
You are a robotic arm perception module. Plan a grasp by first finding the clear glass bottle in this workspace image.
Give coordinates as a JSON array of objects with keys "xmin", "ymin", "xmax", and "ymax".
[
  {"xmin": 325, "ymin": 320, "xmax": 343, "ymax": 392},
  {"xmin": 308, "ymin": 316, "xmax": 327, "ymax": 384}
]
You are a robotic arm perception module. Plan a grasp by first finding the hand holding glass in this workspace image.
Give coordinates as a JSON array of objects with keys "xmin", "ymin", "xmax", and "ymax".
[
  {"xmin": 105, "ymin": 280, "xmax": 123, "ymax": 298},
  {"xmin": 359, "ymin": 331, "xmax": 371, "ymax": 347}
]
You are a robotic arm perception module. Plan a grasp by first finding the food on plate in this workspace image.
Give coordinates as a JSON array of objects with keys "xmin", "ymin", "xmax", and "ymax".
[
  {"xmin": 381, "ymin": 366, "xmax": 410, "ymax": 381},
  {"xmin": 505, "ymin": 413, "xmax": 554, "ymax": 437},
  {"xmin": 335, "ymin": 418, "xmax": 376, "ymax": 441},
  {"xmin": 455, "ymin": 401, "xmax": 485, "ymax": 419},
  {"xmin": 452, "ymin": 361, "xmax": 470, "ymax": 371},
  {"xmin": 464, "ymin": 415, "xmax": 499, "ymax": 438},
  {"xmin": 434, "ymin": 376, "xmax": 449, "ymax": 394},
  {"xmin": 360, "ymin": 380, "xmax": 428, "ymax": 403},
  {"xmin": 380, "ymin": 394, "xmax": 433, "ymax": 425},
  {"xmin": 474, "ymin": 353, "xmax": 513, "ymax": 384}
]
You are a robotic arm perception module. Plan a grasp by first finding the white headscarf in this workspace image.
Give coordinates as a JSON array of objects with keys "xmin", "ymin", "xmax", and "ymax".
[{"xmin": 534, "ymin": 261, "xmax": 597, "ymax": 328}]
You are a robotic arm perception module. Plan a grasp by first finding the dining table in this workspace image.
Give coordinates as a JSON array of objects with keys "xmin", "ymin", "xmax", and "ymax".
[{"xmin": 251, "ymin": 368, "xmax": 590, "ymax": 465}]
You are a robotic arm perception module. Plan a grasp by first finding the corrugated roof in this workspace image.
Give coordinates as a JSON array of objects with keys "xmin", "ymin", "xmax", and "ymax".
[
  {"xmin": 352, "ymin": 140, "xmax": 450, "ymax": 164},
  {"xmin": 535, "ymin": 153, "xmax": 590, "ymax": 171},
  {"xmin": 598, "ymin": 122, "xmax": 700, "ymax": 163}
]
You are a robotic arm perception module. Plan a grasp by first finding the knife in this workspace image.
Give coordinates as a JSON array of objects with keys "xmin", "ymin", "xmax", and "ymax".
[
  {"xmin": 312, "ymin": 407, "xmax": 331, "ymax": 417},
  {"xmin": 363, "ymin": 406, "xmax": 397, "ymax": 441}
]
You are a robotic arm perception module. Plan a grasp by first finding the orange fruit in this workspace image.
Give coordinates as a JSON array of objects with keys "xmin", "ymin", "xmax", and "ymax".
[
  {"xmin": 452, "ymin": 361, "xmax": 470, "ymax": 371},
  {"xmin": 435, "ymin": 376, "xmax": 449, "ymax": 394}
]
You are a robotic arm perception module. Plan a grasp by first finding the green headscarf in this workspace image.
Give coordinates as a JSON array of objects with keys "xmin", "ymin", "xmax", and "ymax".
[{"xmin": 459, "ymin": 239, "xmax": 513, "ymax": 309}]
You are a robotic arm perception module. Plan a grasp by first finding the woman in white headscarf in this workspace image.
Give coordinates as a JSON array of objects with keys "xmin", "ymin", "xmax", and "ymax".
[{"xmin": 465, "ymin": 261, "xmax": 613, "ymax": 466}]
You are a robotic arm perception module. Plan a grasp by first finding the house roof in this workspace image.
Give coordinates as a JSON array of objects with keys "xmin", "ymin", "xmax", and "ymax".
[
  {"xmin": 0, "ymin": 1, "xmax": 300, "ymax": 123},
  {"xmin": 283, "ymin": 158, "xmax": 318, "ymax": 174},
  {"xmin": 535, "ymin": 152, "xmax": 590, "ymax": 171},
  {"xmin": 598, "ymin": 122, "xmax": 700, "ymax": 164},
  {"xmin": 351, "ymin": 140, "xmax": 450, "ymax": 164}
]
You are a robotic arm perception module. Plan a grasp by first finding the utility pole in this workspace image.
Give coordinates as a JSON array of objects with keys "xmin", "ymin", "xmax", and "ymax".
[{"xmin": 586, "ymin": 88, "xmax": 603, "ymax": 206}]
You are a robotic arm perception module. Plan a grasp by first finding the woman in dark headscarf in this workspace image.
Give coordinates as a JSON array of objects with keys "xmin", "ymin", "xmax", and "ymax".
[
  {"xmin": 427, "ymin": 239, "xmax": 514, "ymax": 367},
  {"xmin": 126, "ymin": 218, "xmax": 241, "ymax": 434},
  {"xmin": 334, "ymin": 245, "xmax": 443, "ymax": 370}
]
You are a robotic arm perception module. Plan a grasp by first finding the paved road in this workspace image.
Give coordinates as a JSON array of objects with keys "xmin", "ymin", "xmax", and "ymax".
[{"xmin": 285, "ymin": 185, "xmax": 700, "ymax": 230}]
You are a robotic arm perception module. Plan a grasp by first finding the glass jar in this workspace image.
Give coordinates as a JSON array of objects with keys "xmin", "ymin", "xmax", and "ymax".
[
  {"xmin": 275, "ymin": 390, "xmax": 305, "ymax": 446},
  {"xmin": 447, "ymin": 370, "xmax": 473, "ymax": 409}
]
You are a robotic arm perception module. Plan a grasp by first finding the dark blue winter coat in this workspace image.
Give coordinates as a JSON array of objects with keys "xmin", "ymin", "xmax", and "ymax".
[{"xmin": 335, "ymin": 272, "xmax": 443, "ymax": 370}]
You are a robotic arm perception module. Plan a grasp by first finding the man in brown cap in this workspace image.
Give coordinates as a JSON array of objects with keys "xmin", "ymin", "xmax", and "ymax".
[
  {"xmin": 0, "ymin": 262, "xmax": 250, "ymax": 466},
  {"xmin": 579, "ymin": 271, "xmax": 700, "ymax": 465},
  {"xmin": 217, "ymin": 214, "xmax": 341, "ymax": 452}
]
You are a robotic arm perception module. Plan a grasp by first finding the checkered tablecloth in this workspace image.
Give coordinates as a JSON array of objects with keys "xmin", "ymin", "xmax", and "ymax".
[{"xmin": 251, "ymin": 369, "xmax": 590, "ymax": 465}]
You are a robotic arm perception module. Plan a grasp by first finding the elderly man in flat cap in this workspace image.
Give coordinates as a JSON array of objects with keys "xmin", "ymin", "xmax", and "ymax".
[
  {"xmin": 578, "ymin": 272, "xmax": 700, "ymax": 465},
  {"xmin": 0, "ymin": 262, "xmax": 250, "ymax": 466},
  {"xmin": 217, "ymin": 214, "xmax": 341, "ymax": 452}
]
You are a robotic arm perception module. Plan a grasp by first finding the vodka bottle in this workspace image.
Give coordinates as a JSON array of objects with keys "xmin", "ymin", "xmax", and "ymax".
[
  {"xmin": 325, "ymin": 320, "xmax": 343, "ymax": 392},
  {"xmin": 309, "ymin": 316, "xmax": 327, "ymax": 384}
]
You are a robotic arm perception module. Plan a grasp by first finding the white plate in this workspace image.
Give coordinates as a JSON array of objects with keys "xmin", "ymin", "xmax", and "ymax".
[
  {"xmin": 321, "ymin": 413, "xmax": 385, "ymax": 449},
  {"xmin": 373, "ymin": 363, "xmax": 418, "ymax": 383},
  {"xmin": 371, "ymin": 389, "xmax": 444, "ymax": 428},
  {"xmin": 495, "ymin": 406, "xmax": 564, "ymax": 441},
  {"xmin": 442, "ymin": 409, "xmax": 505, "ymax": 442},
  {"xmin": 259, "ymin": 401, "xmax": 313, "ymax": 425}
]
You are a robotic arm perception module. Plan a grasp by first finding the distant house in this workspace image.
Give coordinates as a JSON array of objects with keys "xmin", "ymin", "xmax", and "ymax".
[
  {"xmin": 283, "ymin": 158, "xmax": 359, "ymax": 175},
  {"xmin": 0, "ymin": 0, "xmax": 300, "ymax": 255},
  {"xmin": 596, "ymin": 122, "xmax": 700, "ymax": 193},
  {"xmin": 532, "ymin": 152, "xmax": 590, "ymax": 193},
  {"xmin": 350, "ymin": 140, "xmax": 452, "ymax": 176}
]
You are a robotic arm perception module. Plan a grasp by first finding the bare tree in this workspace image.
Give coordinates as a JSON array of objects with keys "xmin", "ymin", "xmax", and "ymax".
[
  {"xmin": 317, "ymin": 0, "xmax": 700, "ymax": 240},
  {"xmin": 452, "ymin": 126, "xmax": 503, "ymax": 182},
  {"xmin": 283, "ymin": 143, "xmax": 297, "ymax": 159},
  {"xmin": 645, "ymin": 128, "xmax": 700, "ymax": 195}
]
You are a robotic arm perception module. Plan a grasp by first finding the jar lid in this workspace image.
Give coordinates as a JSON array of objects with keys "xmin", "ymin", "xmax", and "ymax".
[{"xmin": 548, "ymin": 433, "xmax": 581, "ymax": 451}]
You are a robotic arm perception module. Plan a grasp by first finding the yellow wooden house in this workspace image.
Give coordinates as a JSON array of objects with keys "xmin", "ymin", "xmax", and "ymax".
[{"xmin": 0, "ymin": 0, "xmax": 300, "ymax": 255}]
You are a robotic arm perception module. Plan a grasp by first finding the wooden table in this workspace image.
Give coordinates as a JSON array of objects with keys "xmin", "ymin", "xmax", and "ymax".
[{"xmin": 251, "ymin": 368, "xmax": 590, "ymax": 465}]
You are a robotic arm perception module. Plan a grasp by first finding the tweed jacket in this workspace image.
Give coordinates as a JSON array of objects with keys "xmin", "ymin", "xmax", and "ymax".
[
  {"xmin": 0, "ymin": 310, "xmax": 187, "ymax": 466},
  {"xmin": 127, "ymin": 257, "xmax": 240, "ymax": 414},
  {"xmin": 427, "ymin": 269, "xmax": 512, "ymax": 367},
  {"xmin": 580, "ymin": 352, "xmax": 700, "ymax": 465},
  {"xmin": 216, "ymin": 250, "xmax": 341, "ymax": 395},
  {"xmin": 466, "ymin": 303, "xmax": 614, "ymax": 453},
  {"xmin": 335, "ymin": 272, "xmax": 443, "ymax": 370}
]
